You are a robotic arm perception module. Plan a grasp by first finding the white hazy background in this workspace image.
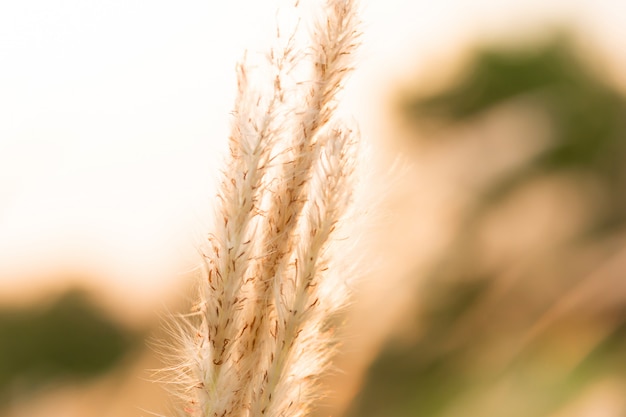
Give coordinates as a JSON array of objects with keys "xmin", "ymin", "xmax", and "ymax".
[{"xmin": 1, "ymin": 0, "xmax": 625, "ymax": 317}]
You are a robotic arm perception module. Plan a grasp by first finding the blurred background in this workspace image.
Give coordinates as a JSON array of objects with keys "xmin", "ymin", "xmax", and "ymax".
[{"xmin": 2, "ymin": 0, "xmax": 626, "ymax": 416}]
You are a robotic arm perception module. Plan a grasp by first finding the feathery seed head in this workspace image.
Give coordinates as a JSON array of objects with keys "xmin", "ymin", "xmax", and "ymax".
[{"xmin": 162, "ymin": 1, "xmax": 362, "ymax": 416}]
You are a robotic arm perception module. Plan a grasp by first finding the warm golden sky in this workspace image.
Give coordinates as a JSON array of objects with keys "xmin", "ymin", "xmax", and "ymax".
[{"xmin": 0, "ymin": 0, "xmax": 624, "ymax": 314}]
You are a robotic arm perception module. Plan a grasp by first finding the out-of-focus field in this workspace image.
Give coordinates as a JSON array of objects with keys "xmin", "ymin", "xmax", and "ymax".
[
  {"xmin": 2, "ymin": 1, "xmax": 626, "ymax": 416},
  {"xmin": 341, "ymin": 32, "xmax": 626, "ymax": 417}
]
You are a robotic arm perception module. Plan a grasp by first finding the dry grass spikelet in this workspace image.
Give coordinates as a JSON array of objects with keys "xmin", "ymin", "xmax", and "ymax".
[{"xmin": 162, "ymin": 1, "xmax": 361, "ymax": 416}]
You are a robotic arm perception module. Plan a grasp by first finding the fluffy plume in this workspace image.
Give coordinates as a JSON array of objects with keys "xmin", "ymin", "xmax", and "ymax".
[{"xmin": 164, "ymin": 1, "xmax": 361, "ymax": 416}]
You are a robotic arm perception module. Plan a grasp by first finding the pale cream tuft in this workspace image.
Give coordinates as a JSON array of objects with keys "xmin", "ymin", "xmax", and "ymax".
[{"xmin": 164, "ymin": 1, "xmax": 362, "ymax": 416}]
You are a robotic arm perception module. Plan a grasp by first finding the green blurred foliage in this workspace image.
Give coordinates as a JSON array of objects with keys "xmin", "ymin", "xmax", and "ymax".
[
  {"xmin": 347, "ymin": 34, "xmax": 626, "ymax": 417},
  {"xmin": 0, "ymin": 289, "xmax": 142, "ymax": 405},
  {"xmin": 407, "ymin": 34, "xmax": 626, "ymax": 234}
]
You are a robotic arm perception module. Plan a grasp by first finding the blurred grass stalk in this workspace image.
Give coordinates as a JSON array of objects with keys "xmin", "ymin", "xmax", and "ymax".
[{"xmin": 160, "ymin": 1, "xmax": 361, "ymax": 416}]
